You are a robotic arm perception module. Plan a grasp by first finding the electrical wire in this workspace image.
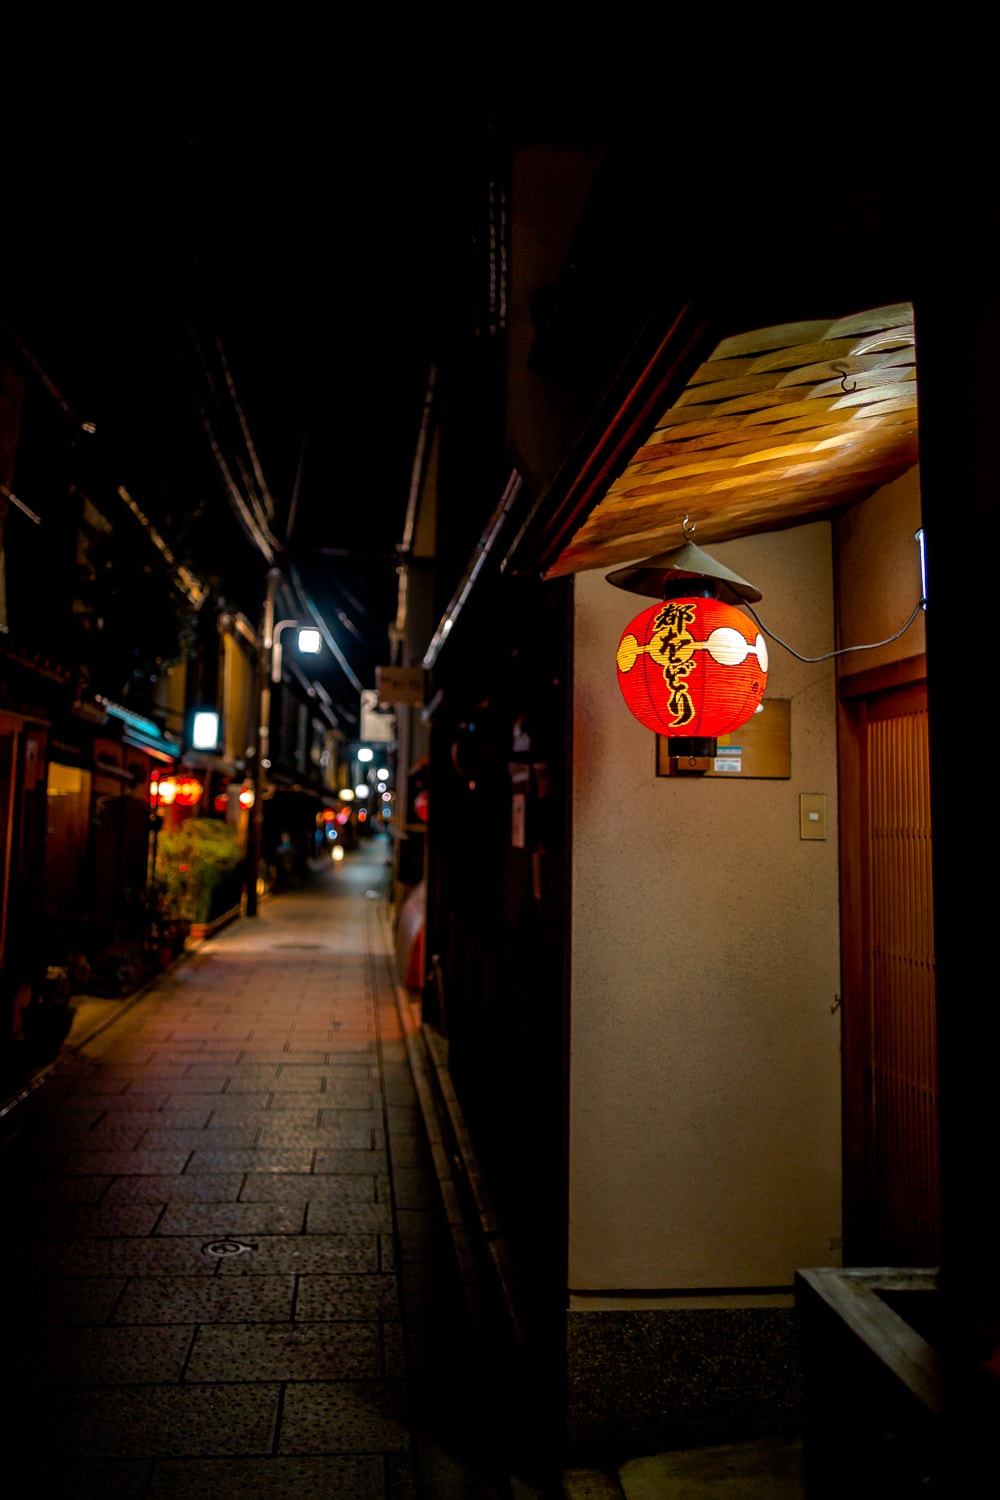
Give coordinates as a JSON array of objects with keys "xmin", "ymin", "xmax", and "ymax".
[
  {"xmin": 745, "ymin": 598, "xmax": 927, "ymax": 664},
  {"xmin": 183, "ymin": 294, "xmax": 282, "ymax": 563},
  {"xmin": 193, "ymin": 400, "xmax": 277, "ymax": 564},
  {"xmin": 286, "ymin": 388, "xmax": 315, "ymax": 544},
  {"xmin": 214, "ymin": 332, "xmax": 274, "ymax": 526}
]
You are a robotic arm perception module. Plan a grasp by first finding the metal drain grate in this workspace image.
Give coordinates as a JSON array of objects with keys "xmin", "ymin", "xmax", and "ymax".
[{"xmin": 203, "ymin": 1239, "xmax": 256, "ymax": 1258}]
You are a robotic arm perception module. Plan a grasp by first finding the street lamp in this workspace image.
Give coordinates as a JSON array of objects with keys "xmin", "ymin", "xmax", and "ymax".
[{"xmin": 271, "ymin": 620, "xmax": 322, "ymax": 683}]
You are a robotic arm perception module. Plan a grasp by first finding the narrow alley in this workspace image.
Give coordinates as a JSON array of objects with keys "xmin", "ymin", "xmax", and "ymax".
[{"xmin": 0, "ymin": 838, "xmax": 549, "ymax": 1499}]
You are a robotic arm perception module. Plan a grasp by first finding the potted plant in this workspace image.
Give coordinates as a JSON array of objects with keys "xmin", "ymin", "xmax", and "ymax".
[
  {"xmin": 153, "ymin": 817, "xmax": 244, "ymax": 933},
  {"xmin": 20, "ymin": 965, "xmax": 77, "ymax": 1055}
]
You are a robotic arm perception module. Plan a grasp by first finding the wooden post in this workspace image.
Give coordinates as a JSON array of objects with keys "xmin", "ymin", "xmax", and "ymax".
[{"xmin": 245, "ymin": 568, "xmax": 280, "ymax": 917}]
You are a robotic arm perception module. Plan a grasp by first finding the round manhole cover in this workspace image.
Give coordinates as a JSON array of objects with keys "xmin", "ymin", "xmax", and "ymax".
[{"xmin": 203, "ymin": 1239, "xmax": 256, "ymax": 1258}]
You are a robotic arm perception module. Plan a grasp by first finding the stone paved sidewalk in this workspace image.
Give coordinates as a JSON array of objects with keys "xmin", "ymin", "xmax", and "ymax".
[{"xmin": 0, "ymin": 837, "xmax": 512, "ymax": 1498}]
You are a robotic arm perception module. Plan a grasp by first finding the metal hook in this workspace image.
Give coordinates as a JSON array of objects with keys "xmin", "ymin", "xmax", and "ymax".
[
  {"xmin": 682, "ymin": 515, "xmax": 696, "ymax": 540},
  {"xmin": 835, "ymin": 364, "xmax": 857, "ymax": 394}
]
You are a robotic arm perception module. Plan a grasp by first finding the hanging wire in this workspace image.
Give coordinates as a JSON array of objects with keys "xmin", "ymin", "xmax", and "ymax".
[
  {"xmin": 183, "ymin": 289, "xmax": 282, "ymax": 563},
  {"xmin": 214, "ymin": 332, "xmax": 274, "ymax": 526},
  {"xmin": 193, "ymin": 396, "xmax": 278, "ymax": 563},
  {"xmin": 286, "ymin": 387, "xmax": 315, "ymax": 545},
  {"xmin": 745, "ymin": 597, "xmax": 927, "ymax": 664}
]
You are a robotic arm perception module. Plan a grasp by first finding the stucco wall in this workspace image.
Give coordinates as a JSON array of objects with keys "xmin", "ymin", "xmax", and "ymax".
[
  {"xmin": 569, "ymin": 522, "xmax": 842, "ymax": 1290},
  {"xmin": 835, "ymin": 465, "xmax": 924, "ymax": 677}
]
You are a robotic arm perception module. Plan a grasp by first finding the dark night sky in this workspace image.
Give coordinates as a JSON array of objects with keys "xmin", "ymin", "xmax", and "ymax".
[
  {"xmin": 2, "ymin": 37, "xmax": 640, "ymax": 723},
  {"xmin": 2, "ymin": 89, "xmax": 495, "ymax": 722}
]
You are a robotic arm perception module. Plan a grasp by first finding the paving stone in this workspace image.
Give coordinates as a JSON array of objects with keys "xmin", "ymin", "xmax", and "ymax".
[
  {"xmin": 0, "ymin": 1142, "xmax": 71, "ymax": 1171},
  {"xmin": 137, "ymin": 1127, "xmax": 261, "ymax": 1151},
  {"xmin": 84, "ymin": 1066, "xmax": 192, "ymax": 1083},
  {"xmin": 321, "ymin": 1093, "xmax": 380, "ymax": 1111},
  {"xmin": 10, "ymin": 1324, "xmax": 195, "ymax": 1384},
  {"xmin": 234, "ymin": 1051, "xmax": 333, "ymax": 1064},
  {"xmin": 240, "ymin": 1173, "xmax": 376, "ymax": 1203},
  {"xmin": 54, "ymin": 1383, "xmax": 281, "ymax": 1457},
  {"xmin": 182, "ymin": 1062, "xmax": 279, "ymax": 1078},
  {"xmin": 60, "ymin": 1149, "xmax": 193, "ymax": 1176},
  {"xmin": 269, "ymin": 1090, "xmax": 344, "ymax": 1110},
  {"xmin": 301, "ymin": 1145, "xmax": 390, "ymax": 1170},
  {"xmin": 58, "ymin": 1076, "xmax": 133, "ymax": 1095},
  {"xmin": 296, "ymin": 1274, "xmax": 401, "ymax": 1319},
  {"xmin": 186, "ymin": 1321, "xmax": 380, "ymax": 1381},
  {"xmin": 203, "ymin": 1104, "xmax": 318, "ymax": 1126},
  {"xmin": 23, "ymin": 1122, "xmax": 149, "ymax": 1150},
  {"xmin": 15, "ymin": 1202, "xmax": 163, "ymax": 1237},
  {"xmin": 185, "ymin": 1148, "xmax": 314, "ymax": 1174},
  {"xmin": 146, "ymin": 1455, "xmax": 385, "ymax": 1499},
  {"xmin": 312, "ymin": 1122, "xmax": 382, "ymax": 1152},
  {"xmin": 0, "ymin": 1276, "xmax": 128, "ymax": 1327},
  {"xmin": 18, "ymin": 1099, "xmax": 109, "ymax": 1123},
  {"xmin": 7, "ymin": 1459, "xmax": 151, "ymax": 1498},
  {"xmin": 304, "ymin": 1201, "xmax": 393, "ymax": 1234},
  {"xmin": 59, "ymin": 1237, "xmax": 220, "ymax": 1277},
  {"xmin": 2, "ymin": 1175, "xmax": 113, "ymax": 1204},
  {"xmin": 156, "ymin": 1201, "xmax": 306, "ymax": 1236},
  {"xmin": 214, "ymin": 1235, "xmax": 379, "ymax": 1276},
  {"xmin": 0, "ymin": 1238, "xmax": 71, "ymax": 1274},
  {"xmin": 112, "ymin": 1274, "xmax": 296, "ymax": 1325},
  {"xmin": 0, "ymin": 854, "xmax": 507, "ymax": 1484},
  {"xmin": 138, "ymin": 1076, "xmax": 237, "ymax": 1093},
  {"xmin": 90, "ymin": 1109, "xmax": 214, "ymax": 1132},
  {"xmin": 121, "ymin": 1081, "xmax": 210, "ymax": 1097},
  {"xmin": 252, "ymin": 1121, "xmax": 372, "ymax": 1149},
  {"xmin": 65, "ymin": 1094, "xmax": 169, "ymax": 1112},
  {"xmin": 102, "ymin": 1174, "xmax": 244, "ymax": 1203},
  {"xmin": 277, "ymin": 1379, "xmax": 410, "ymax": 1454},
  {"xmin": 264, "ymin": 1074, "xmax": 337, "ymax": 1092}
]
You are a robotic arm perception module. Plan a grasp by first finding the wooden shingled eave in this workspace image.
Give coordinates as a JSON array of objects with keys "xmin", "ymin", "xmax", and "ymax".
[
  {"xmin": 542, "ymin": 302, "xmax": 919, "ymax": 579},
  {"xmin": 503, "ymin": 296, "xmax": 716, "ymax": 579}
]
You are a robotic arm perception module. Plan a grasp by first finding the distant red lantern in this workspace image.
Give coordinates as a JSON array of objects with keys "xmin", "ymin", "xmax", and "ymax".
[
  {"xmin": 616, "ymin": 596, "xmax": 768, "ymax": 737},
  {"xmin": 172, "ymin": 777, "xmax": 204, "ymax": 807},
  {"xmin": 414, "ymin": 789, "xmax": 429, "ymax": 823}
]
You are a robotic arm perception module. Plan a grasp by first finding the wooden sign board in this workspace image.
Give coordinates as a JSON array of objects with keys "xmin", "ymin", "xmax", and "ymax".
[
  {"xmin": 656, "ymin": 698, "xmax": 791, "ymax": 778},
  {"xmin": 376, "ymin": 666, "xmax": 426, "ymax": 707}
]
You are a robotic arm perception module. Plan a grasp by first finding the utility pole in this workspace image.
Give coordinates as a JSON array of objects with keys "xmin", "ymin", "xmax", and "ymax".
[{"xmin": 245, "ymin": 566, "xmax": 280, "ymax": 917}]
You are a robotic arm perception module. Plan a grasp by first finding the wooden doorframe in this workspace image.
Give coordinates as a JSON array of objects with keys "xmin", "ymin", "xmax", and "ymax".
[{"xmin": 838, "ymin": 652, "xmax": 929, "ymax": 1264}]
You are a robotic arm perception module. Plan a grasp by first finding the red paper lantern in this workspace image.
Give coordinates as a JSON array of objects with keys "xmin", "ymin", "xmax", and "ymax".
[
  {"xmin": 616, "ymin": 596, "xmax": 768, "ymax": 737},
  {"xmin": 172, "ymin": 777, "xmax": 204, "ymax": 807}
]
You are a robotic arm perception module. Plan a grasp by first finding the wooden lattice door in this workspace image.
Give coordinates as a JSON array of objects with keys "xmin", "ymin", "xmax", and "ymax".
[{"xmin": 840, "ymin": 673, "xmax": 940, "ymax": 1266}]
